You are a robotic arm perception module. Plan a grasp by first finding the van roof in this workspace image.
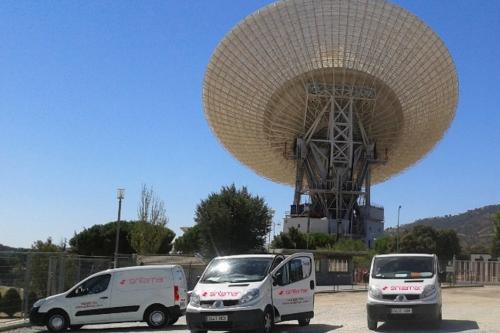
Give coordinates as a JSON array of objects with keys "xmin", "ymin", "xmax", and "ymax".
[
  {"xmin": 101, "ymin": 265, "xmax": 180, "ymax": 273},
  {"xmin": 214, "ymin": 254, "xmax": 277, "ymax": 260},
  {"xmin": 374, "ymin": 253, "xmax": 435, "ymax": 258}
]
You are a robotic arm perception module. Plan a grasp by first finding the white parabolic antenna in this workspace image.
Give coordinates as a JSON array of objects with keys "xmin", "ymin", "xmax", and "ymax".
[{"xmin": 203, "ymin": 0, "xmax": 458, "ymax": 237}]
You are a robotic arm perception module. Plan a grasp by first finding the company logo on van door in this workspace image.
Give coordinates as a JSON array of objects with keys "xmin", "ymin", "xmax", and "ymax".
[
  {"xmin": 200, "ymin": 291, "xmax": 241, "ymax": 298},
  {"xmin": 119, "ymin": 276, "xmax": 165, "ymax": 286},
  {"xmin": 277, "ymin": 288, "xmax": 309, "ymax": 296},
  {"xmin": 75, "ymin": 301, "xmax": 100, "ymax": 309},
  {"xmin": 382, "ymin": 285, "xmax": 422, "ymax": 292}
]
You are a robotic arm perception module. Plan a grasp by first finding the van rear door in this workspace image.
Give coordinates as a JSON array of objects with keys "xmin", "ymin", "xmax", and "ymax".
[
  {"xmin": 271, "ymin": 253, "xmax": 315, "ymax": 319},
  {"xmin": 173, "ymin": 266, "xmax": 188, "ymax": 309}
]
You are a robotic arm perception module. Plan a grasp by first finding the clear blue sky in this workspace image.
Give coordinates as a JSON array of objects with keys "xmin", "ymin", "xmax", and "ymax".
[{"xmin": 1, "ymin": 1, "xmax": 499, "ymax": 248}]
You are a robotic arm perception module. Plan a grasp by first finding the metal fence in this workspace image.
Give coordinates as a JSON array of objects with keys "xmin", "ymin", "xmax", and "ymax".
[
  {"xmin": 453, "ymin": 259, "xmax": 500, "ymax": 284},
  {"xmin": 0, "ymin": 252, "xmax": 208, "ymax": 322},
  {"xmin": 136, "ymin": 255, "xmax": 207, "ymax": 290},
  {"xmin": 0, "ymin": 252, "xmax": 134, "ymax": 322},
  {"xmin": 2, "ymin": 251, "xmax": 498, "ymax": 322}
]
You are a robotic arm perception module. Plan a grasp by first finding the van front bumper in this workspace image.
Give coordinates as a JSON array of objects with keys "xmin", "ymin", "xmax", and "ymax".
[
  {"xmin": 186, "ymin": 309, "xmax": 264, "ymax": 331},
  {"xmin": 367, "ymin": 303, "xmax": 440, "ymax": 322},
  {"xmin": 29, "ymin": 307, "xmax": 46, "ymax": 326}
]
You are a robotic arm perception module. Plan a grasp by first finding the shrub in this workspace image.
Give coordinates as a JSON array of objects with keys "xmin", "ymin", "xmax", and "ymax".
[{"xmin": 2, "ymin": 288, "xmax": 21, "ymax": 317}]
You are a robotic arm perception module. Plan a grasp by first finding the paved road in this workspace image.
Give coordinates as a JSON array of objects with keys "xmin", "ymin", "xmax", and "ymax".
[{"xmin": 9, "ymin": 286, "xmax": 499, "ymax": 333}]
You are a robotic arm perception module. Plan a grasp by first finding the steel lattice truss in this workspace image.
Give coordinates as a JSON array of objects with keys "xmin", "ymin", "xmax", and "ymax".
[{"xmin": 203, "ymin": 0, "xmax": 458, "ymax": 187}]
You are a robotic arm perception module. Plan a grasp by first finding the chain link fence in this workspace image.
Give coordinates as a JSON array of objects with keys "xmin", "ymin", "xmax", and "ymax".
[
  {"xmin": 2, "ymin": 251, "xmax": 498, "ymax": 323},
  {"xmin": 0, "ymin": 252, "xmax": 207, "ymax": 322},
  {"xmin": 136, "ymin": 255, "xmax": 207, "ymax": 290},
  {"xmin": 0, "ymin": 252, "xmax": 134, "ymax": 322}
]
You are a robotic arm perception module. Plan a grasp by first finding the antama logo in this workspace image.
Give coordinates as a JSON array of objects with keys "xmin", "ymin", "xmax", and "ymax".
[
  {"xmin": 382, "ymin": 286, "xmax": 389, "ymax": 291},
  {"xmin": 278, "ymin": 289, "xmax": 308, "ymax": 295},
  {"xmin": 200, "ymin": 291, "xmax": 240, "ymax": 298},
  {"xmin": 119, "ymin": 277, "xmax": 165, "ymax": 286}
]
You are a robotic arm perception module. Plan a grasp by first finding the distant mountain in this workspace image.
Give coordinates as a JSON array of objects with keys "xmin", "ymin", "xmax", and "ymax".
[
  {"xmin": 0, "ymin": 244, "xmax": 28, "ymax": 252},
  {"xmin": 394, "ymin": 205, "xmax": 500, "ymax": 251}
]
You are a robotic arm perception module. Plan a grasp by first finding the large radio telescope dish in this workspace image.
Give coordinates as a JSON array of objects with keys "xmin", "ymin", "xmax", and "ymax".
[{"xmin": 203, "ymin": 0, "xmax": 458, "ymax": 186}]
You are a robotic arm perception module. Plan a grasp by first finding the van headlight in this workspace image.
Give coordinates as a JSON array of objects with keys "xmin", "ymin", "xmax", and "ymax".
[
  {"xmin": 32, "ymin": 298, "xmax": 45, "ymax": 308},
  {"xmin": 239, "ymin": 288, "xmax": 260, "ymax": 305},
  {"xmin": 368, "ymin": 286, "xmax": 383, "ymax": 300},
  {"xmin": 189, "ymin": 291, "xmax": 200, "ymax": 307},
  {"xmin": 421, "ymin": 285, "xmax": 437, "ymax": 299}
]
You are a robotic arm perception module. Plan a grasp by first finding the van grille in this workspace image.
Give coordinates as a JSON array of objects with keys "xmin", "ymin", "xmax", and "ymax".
[
  {"xmin": 382, "ymin": 294, "xmax": 420, "ymax": 301},
  {"xmin": 200, "ymin": 300, "xmax": 239, "ymax": 308}
]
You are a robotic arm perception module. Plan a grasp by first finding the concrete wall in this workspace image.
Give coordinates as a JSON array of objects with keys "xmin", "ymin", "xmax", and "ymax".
[{"xmin": 283, "ymin": 217, "xmax": 328, "ymax": 233}]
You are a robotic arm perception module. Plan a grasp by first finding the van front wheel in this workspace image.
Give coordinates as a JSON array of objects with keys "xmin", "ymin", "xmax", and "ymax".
[
  {"xmin": 258, "ymin": 307, "xmax": 274, "ymax": 333},
  {"xmin": 145, "ymin": 306, "xmax": 168, "ymax": 328},
  {"xmin": 46, "ymin": 311, "xmax": 69, "ymax": 333}
]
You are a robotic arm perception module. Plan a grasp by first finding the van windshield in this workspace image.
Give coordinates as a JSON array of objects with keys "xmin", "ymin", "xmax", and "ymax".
[
  {"xmin": 201, "ymin": 257, "xmax": 274, "ymax": 283},
  {"xmin": 372, "ymin": 256, "xmax": 435, "ymax": 279}
]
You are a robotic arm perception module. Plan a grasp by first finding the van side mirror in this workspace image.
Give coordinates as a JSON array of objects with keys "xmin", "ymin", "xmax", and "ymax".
[
  {"xmin": 273, "ymin": 270, "xmax": 284, "ymax": 286},
  {"xmin": 271, "ymin": 275, "xmax": 278, "ymax": 286}
]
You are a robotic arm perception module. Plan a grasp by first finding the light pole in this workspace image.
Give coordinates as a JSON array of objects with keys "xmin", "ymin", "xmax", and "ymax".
[
  {"xmin": 273, "ymin": 222, "xmax": 281, "ymax": 239},
  {"xmin": 268, "ymin": 221, "xmax": 281, "ymax": 252},
  {"xmin": 396, "ymin": 205, "xmax": 402, "ymax": 253},
  {"xmin": 114, "ymin": 188, "xmax": 125, "ymax": 268}
]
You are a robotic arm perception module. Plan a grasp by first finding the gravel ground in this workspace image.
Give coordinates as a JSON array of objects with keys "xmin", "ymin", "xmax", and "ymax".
[{"xmin": 8, "ymin": 286, "xmax": 499, "ymax": 333}]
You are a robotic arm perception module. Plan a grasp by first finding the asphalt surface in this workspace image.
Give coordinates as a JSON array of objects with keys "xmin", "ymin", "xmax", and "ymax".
[{"xmin": 8, "ymin": 286, "xmax": 499, "ymax": 333}]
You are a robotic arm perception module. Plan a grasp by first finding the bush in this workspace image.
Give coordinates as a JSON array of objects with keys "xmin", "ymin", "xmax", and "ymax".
[{"xmin": 2, "ymin": 288, "xmax": 22, "ymax": 317}]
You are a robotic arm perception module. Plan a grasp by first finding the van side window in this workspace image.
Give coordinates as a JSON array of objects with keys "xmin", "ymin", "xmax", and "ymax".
[
  {"xmin": 289, "ymin": 257, "xmax": 311, "ymax": 282},
  {"xmin": 275, "ymin": 264, "xmax": 289, "ymax": 286},
  {"xmin": 68, "ymin": 274, "xmax": 111, "ymax": 298},
  {"xmin": 275, "ymin": 257, "xmax": 312, "ymax": 285}
]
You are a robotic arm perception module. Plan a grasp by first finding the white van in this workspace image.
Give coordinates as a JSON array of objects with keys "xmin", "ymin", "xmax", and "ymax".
[
  {"xmin": 29, "ymin": 265, "xmax": 188, "ymax": 332},
  {"xmin": 186, "ymin": 253, "xmax": 315, "ymax": 333},
  {"xmin": 367, "ymin": 253, "xmax": 442, "ymax": 330}
]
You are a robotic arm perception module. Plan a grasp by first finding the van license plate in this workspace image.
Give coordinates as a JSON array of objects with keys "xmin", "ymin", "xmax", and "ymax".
[
  {"xmin": 205, "ymin": 315, "xmax": 228, "ymax": 322},
  {"xmin": 391, "ymin": 308, "xmax": 412, "ymax": 314}
]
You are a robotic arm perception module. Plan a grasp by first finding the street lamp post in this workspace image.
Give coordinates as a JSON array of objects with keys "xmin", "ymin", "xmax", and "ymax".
[
  {"xmin": 268, "ymin": 221, "xmax": 281, "ymax": 252},
  {"xmin": 396, "ymin": 205, "xmax": 402, "ymax": 253},
  {"xmin": 114, "ymin": 188, "xmax": 125, "ymax": 268}
]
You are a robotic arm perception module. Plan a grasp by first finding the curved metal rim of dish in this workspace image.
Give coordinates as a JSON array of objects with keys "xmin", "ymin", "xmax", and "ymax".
[{"xmin": 203, "ymin": 0, "xmax": 458, "ymax": 186}]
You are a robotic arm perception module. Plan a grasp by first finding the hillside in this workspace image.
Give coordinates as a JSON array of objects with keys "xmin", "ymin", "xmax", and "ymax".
[
  {"xmin": 396, "ymin": 204, "xmax": 500, "ymax": 251},
  {"xmin": 0, "ymin": 244, "xmax": 28, "ymax": 252}
]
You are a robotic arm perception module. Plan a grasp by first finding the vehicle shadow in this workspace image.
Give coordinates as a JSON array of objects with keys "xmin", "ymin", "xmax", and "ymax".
[
  {"xmin": 274, "ymin": 323, "xmax": 343, "ymax": 332},
  {"xmin": 43, "ymin": 323, "xmax": 341, "ymax": 333},
  {"xmin": 377, "ymin": 319, "xmax": 479, "ymax": 332},
  {"xmin": 64, "ymin": 324, "xmax": 188, "ymax": 332}
]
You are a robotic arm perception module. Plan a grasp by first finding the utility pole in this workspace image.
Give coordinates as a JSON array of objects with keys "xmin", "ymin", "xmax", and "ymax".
[
  {"xmin": 396, "ymin": 205, "xmax": 402, "ymax": 253},
  {"xmin": 114, "ymin": 188, "xmax": 125, "ymax": 268}
]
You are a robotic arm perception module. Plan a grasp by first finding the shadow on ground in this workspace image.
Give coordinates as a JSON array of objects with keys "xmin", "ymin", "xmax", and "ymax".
[
  {"xmin": 377, "ymin": 319, "xmax": 479, "ymax": 332},
  {"xmin": 32, "ymin": 323, "xmax": 341, "ymax": 333},
  {"xmin": 30, "ymin": 324, "xmax": 188, "ymax": 332},
  {"xmin": 80, "ymin": 324, "xmax": 188, "ymax": 331},
  {"xmin": 274, "ymin": 323, "xmax": 343, "ymax": 332}
]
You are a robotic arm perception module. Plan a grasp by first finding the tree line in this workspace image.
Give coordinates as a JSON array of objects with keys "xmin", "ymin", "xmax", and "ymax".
[{"xmin": 14, "ymin": 185, "xmax": 500, "ymax": 260}]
